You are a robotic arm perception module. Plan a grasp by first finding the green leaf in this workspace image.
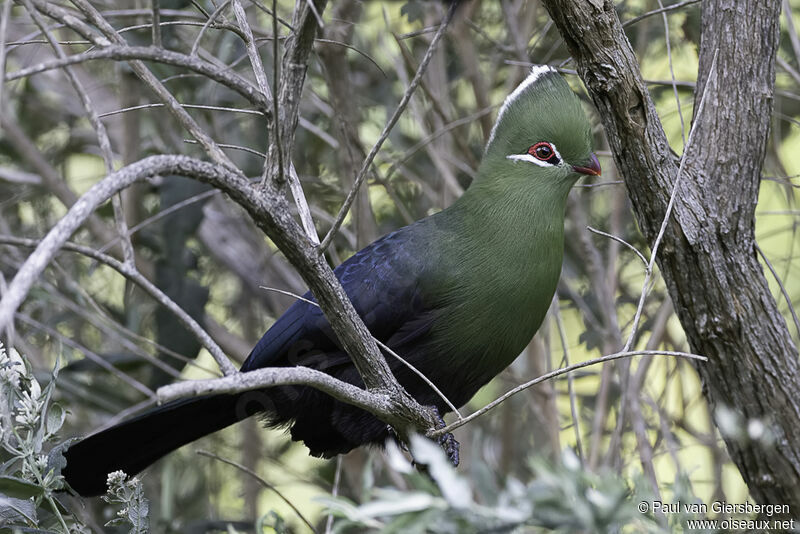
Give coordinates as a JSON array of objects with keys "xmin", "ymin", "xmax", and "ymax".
[
  {"xmin": 0, "ymin": 476, "xmax": 44, "ymax": 499},
  {"xmin": 409, "ymin": 435, "xmax": 473, "ymax": 508},
  {"xmin": 45, "ymin": 403, "xmax": 65, "ymax": 436},
  {"xmin": 357, "ymin": 490, "xmax": 443, "ymax": 518},
  {"xmin": 0, "ymin": 494, "xmax": 38, "ymax": 526}
]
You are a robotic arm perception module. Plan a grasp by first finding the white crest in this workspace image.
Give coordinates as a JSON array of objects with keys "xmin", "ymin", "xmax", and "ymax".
[{"xmin": 487, "ymin": 65, "xmax": 556, "ymax": 148}]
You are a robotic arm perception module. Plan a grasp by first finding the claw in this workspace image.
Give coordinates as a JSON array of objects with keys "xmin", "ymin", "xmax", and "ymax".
[
  {"xmin": 389, "ymin": 406, "xmax": 461, "ymax": 469},
  {"xmin": 438, "ymin": 431, "xmax": 460, "ymax": 467},
  {"xmin": 429, "ymin": 405, "xmax": 460, "ymax": 467}
]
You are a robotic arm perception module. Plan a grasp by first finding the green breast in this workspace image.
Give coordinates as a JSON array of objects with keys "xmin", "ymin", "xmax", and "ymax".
[{"xmin": 423, "ymin": 201, "xmax": 566, "ymax": 378}]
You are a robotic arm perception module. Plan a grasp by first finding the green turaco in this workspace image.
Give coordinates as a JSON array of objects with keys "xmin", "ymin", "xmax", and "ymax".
[{"xmin": 62, "ymin": 66, "xmax": 600, "ymax": 496}]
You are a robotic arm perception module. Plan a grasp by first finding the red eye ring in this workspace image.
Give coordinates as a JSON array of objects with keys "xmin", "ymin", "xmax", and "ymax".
[{"xmin": 528, "ymin": 142, "xmax": 556, "ymax": 161}]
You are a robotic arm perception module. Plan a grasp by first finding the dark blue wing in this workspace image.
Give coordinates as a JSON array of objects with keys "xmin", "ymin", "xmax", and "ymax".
[{"xmin": 240, "ymin": 224, "xmax": 433, "ymax": 372}]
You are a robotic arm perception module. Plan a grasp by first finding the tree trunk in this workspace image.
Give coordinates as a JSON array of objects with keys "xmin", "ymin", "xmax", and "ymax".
[{"xmin": 542, "ymin": 0, "xmax": 800, "ymax": 507}]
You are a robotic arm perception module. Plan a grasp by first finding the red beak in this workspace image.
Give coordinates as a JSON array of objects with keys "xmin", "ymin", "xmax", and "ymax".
[{"xmin": 572, "ymin": 153, "xmax": 602, "ymax": 176}]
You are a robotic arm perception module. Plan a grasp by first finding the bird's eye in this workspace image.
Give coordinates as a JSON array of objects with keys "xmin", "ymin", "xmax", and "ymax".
[{"xmin": 528, "ymin": 142, "xmax": 559, "ymax": 164}]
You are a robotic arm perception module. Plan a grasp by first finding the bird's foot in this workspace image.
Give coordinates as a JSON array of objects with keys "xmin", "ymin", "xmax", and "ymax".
[
  {"xmin": 429, "ymin": 405, "xmax": 460, "ymax": 467},
  {"xmin": 438, "ymin": 431, "xmax": 460, "ymax": 467},
  {"xmin": 387, "ymin": 407, "xmax": 460, "ymax": 469}
]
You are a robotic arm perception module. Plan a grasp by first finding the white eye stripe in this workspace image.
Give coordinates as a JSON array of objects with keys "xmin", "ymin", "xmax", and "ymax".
[
  {"xmin": 506, "ymin": 142, "xmax": 562, "ymax": 167},
  {"xmin": 506, "ymin": 154, "xmax": 550, "ymax": 167}
]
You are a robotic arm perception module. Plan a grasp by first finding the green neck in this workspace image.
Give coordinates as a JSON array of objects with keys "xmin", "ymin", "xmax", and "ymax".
[
  {"xmin": 426, "ymin": 163, "xmax": 575, "ymax": 373},
  {"xmin": 449, "ymin": 159, "xmax": 575, "ymax": 248}
]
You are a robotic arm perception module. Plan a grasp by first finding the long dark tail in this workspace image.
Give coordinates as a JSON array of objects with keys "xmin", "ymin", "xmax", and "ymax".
[{"xmin": 62, "ymin": 393, "xmax": 251, "ymax": 497}]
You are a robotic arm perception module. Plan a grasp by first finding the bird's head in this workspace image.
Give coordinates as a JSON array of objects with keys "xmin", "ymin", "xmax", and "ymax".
[{"xmin": 478, "ymin": 66, "xmax": 600, "ymax": 193}]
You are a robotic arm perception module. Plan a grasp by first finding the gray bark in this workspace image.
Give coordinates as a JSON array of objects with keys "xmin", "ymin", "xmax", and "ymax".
[{"xmin": 542, "ymin": 0, "xmax": 800, "ymax": 507}]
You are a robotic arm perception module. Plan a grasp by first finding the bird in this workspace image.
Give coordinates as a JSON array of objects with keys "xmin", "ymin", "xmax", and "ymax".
[{"xmin": 62, "ymin": 66, "xmax": 600, "ymax": 497}]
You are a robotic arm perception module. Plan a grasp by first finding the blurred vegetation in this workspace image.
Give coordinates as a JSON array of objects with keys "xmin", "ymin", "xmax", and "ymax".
[{"xmin": 1, "ymin": 0, "xmax": 799, "ymax": 532}]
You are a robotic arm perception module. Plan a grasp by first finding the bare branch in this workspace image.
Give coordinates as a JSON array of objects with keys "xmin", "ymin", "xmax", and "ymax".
[
  {"xmin": 0, "ymin": 156, "xmax": 240, "ymax": 374},
  {"xmin": 319, "ymin": 3, "xmax": 458, "ymax": 252},
  {"xmin": 0, "ymin": 154, "xmax": 439, "ymax": 440},
  {"xmin": 158, "ymin": 366, "xmax": 400, "ymax": 429},
  {"xmin": 16, "ymin": 312, "xmax": 156, "ymax": 398},
  {"xmin": 258, "ymin": 285, "xmax": 462, "ymax": 417},
  {"xmin": 21, "ymin": 0, "xmax": 136, "ymax": 265},
  {"xmin": 5, "ymin": 45, "xmax": 270, "ymax": 113},
  {"xmin": 260, "ymin": 0, "xmax": 321, "ymax": 243},
  {"xmin": 0, "ymin": 235, "xmax": 230, "ymax": 377},
  {"xmin": 32, "ymin": 0, "xmax": 235, "ymax": 166},
  {"xmin": 542, "ymin": 0, "xmax": 800, "ymax": 506}
]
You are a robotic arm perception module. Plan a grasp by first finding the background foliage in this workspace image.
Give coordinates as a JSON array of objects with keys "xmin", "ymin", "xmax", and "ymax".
[{"xmin": 1, "ymin": 0, "xmax": 799, "ymax": 531}]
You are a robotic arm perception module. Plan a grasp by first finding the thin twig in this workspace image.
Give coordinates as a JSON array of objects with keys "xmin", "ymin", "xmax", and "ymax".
[
  {"xmin": 190, "ymin": 0, "xmax": 210, "ymax": 19},
  {"xmin": 0, "ymin": 0, "xmax": 11, "ymax": 111},
  {"xmin": 383, "ymin": 106, "xmax": 495, "ymax": 183},
  {"xmin": 4, "ymin": 45, "xmax": 270, "ymax": 113},
  {"xmin": 98, "ymin": 188, "xmax": 219, "ymax": 253},
  {"xmin": 37, "ymin": 275, "xmax": 188, "ymax": 379},
  {"xmin": 311, "ymin": 37, "xmax": 386, "ymax": 77},
  {"xmin": 319, "ymin": 3, "xmax": 458, "ymax": 253},
  {"xmin": 552, "ymin": 298, "xmax": 584, "ymax": 462},
  {"xmin": 196, "ymin": 451, "xmax": 318, "ymax": 534},
  {"xmin": 756, "ymin": 242, "xmax": 800, "ymax": 340},
  {"xmin": 575, "ymin": 180, "xmax": 624, "ymax": 188},
  {"xmin": 36, "ymin": 0, "xmax": 238, "ymax": 166},
  {"xmin": 621, "ymin": 0, "xmax": 701, "ymax": 28},
  {"xmin": 429, "ymin": 350, "xmax": 707, "ymax": 438},
  {"xmin": 15, "ymin": 313, "xmax": 156, "ymax": 398},
  {"xmin": 0, "ymin": 234, "xmax": 231, "ymax": 377},
  {"xmin": 777, "ymin": 55, "xmax": 800, "ymax": 87},
  {"xmin": 34, "ymin": 275, "xmax": 218, "ymax": 377},
  {"xmin": 658, "ymin": 0, "xmax": 687, "ymax": 146},
  {"xmin": 151, "ymin": 0, "xmax": 162, "ymax": 47},
  {"xmin": 374, "ymin": 338, "xmax": 461, "ymax": 418},
  {"xmin": 183, "ymin": 138, "xmax": 266, "ymax": 158},
  {"xmin": 22, "ymin": 0, "xmax": 136, "ymax": 265},
  {"xmin": 325, "ymin": 456, "xmax": 342, "ymax": 534},
  {"xmin": 0, "ymin": 156, "xmax": 241, "ymax": 374},
  {"xmin": 587, "ymin": 226, "xmax": 648, "ymax": 267},
  {"xmin": 97, "ymin": 102, "xmax": 262, "ymax": 118},
  {"xmin": 782, "ymin": 0, "xmax": 800, "ymax": 71},
  {"xmin": 190, "ymin": 0, "xmax": 231, "ymax": 56},
  {"xmin": 622, "ymin": 50, "xmax": 719, "ymax": 353}
]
